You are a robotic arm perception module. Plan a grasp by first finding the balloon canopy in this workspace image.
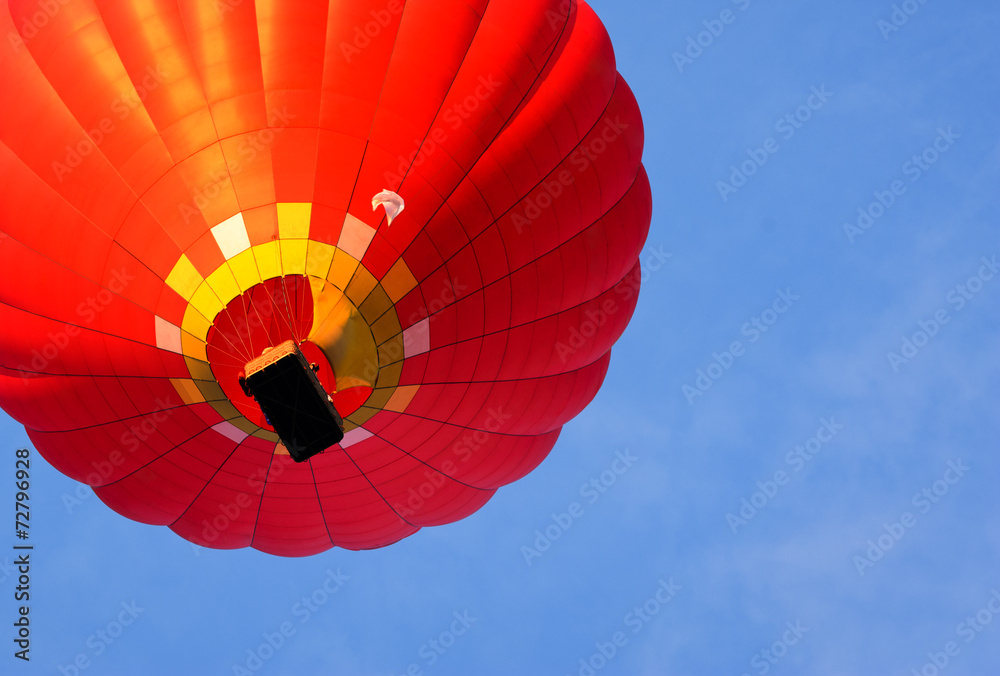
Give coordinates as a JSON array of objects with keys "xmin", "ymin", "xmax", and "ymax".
[{"xmin": 0, "ymin": 0, "xmax": 651, "ymax": 555}]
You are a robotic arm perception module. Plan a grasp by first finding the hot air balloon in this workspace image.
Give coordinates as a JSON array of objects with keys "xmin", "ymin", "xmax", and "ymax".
[{"xmin": 0, "ymin": 0, "xmax": 652, "ymax": 555}]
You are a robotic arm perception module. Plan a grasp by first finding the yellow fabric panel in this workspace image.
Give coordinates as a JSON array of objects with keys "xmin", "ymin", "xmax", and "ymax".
[
  {"xmin": 375, "ymin": 357, "xmax": 403, "ymax": 389},
  {"xmin": 210, "ymin": 400, "xmax": 242, "ymax": 420},
  {"xmin": 181, "ymin": 331, "xmax": 208, "ymax": 361},
  {"xmin": 359, "ymin": 285, "xmax": 392, "ymax": 324},
  {"xmin": 376, "ymin": 339, "xmax": 404, "ymax": 376},
  {"xmin": 309, "ymin": 284, "xmax": 353, "ymax": 345},
  {"xmin": 206, "ymin": 265, "xmax": 242, "ymax": 311},
  {"xmin": 228, "ymin": 417, "xmax": 261, "ymax": 435},
  {"xmin": 252, "ymin": 429, "xmax": 280, "ymax": 442},
  {"xmin": 277, "ymin": 202, "xmax": 312, "ymax": 239},
  {"xmin": 228, "ymin": 248, "xmax": 262, "ymax": 292},
  {"xmin": 327, "ymin": 248, "xmax": 359, "ymax": 290},
  {"xmin": 305, "ymin": 240, "xmax": 337, "ymax": 279},
  {"xmin": 345, "ymin": 266, "xmax": 377, "ymax": 307},
  {"xmin": 195, "ymin": 380, "xmax": 227, "ymax": 402},
  {"xmin": 181, "ymin": 306, "xmax": 212, "ymax": 342},
  {"xmin": 165, "ymin": 254, "xmax": 204, "ymax": 300},
  {"xmin": 184, "ymin": 356, "xmax": 215, "ymax": 381},
  {"xmin": 309, "ymin": 280, "xmax": 379, "ymax": 390},
  {"xmin": 364, "ymin": 387, "xmax": 395, "ymax": 410},
  {"xmin": 346, "ymin": 406, "xmax": 378, "ymax": 427},
  {"xmin": 170, "ymin": 378, "xmax": 206, "ymax": 405},
  {"xmin": 253, "ymin": 241, "xmax": 282, "ymax": 281},
  {"xmin": 381, "ymin": 259, "xmax": 418, "ymax": 303},
  {"xmin": 371, "ymin": 310, "xmax": 402, "ymax": 346},
  {"xmin": 376, "ymin": 368, "xmax": 403, "ymax": 392},
  {"xmin": 279, "ymin": 239, "xmax": 308, "ymax": 276},
  {"xmin": 190, "ymin": 282, "xmax": 225, "ymax": 321},
  {"xmin": 384, "ymin": 385, "xmax": 419, "ymax": 413}
]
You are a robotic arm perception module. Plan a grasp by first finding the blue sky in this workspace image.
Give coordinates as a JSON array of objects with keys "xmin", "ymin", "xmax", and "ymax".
[{"xmin": 4, "ymin": 1, "xmax": 1000, "ymax": 674}]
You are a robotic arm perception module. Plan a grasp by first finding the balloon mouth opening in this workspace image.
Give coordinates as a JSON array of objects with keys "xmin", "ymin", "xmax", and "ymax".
[{"xmin": 205, "ymin": 276, "xmax": 375, "ymax": 431}]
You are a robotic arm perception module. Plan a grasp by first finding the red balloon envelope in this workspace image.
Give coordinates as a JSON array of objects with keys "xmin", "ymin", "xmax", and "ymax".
[{"xmin": 0, "ymin": 0, "xmax": 651, "ymax": 555}]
